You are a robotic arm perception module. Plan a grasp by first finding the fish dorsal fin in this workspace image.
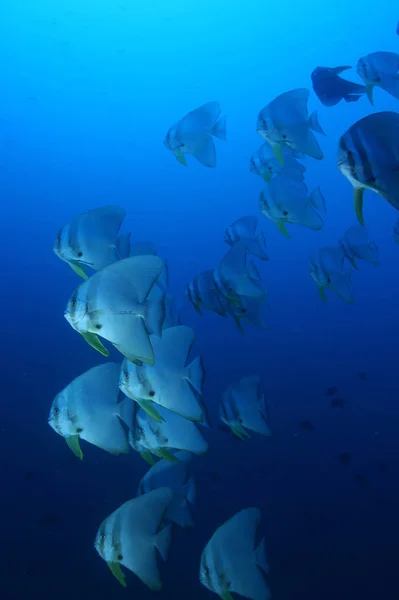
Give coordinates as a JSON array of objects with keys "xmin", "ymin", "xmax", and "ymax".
[
  {"xmin": 151, "ymin": 325, "xmax": 195, "ymax": 369},
  {"xmin": 230, "ymin": 216, "xmax": 258, "ymax": 237},
  {"xmin": 96, "ymin": 255, "xmax": 165, "ymax": 304}
]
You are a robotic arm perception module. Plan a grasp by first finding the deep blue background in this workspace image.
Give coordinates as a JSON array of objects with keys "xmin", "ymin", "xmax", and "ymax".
[{"xmin": 1, "ymin": 2, "xmax": 399, "ymax": 599}]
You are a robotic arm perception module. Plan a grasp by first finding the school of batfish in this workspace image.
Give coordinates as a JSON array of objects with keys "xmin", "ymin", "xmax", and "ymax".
[{"xmin": 48, "ymin": 41, "xmax": 399, "ymax": 600}]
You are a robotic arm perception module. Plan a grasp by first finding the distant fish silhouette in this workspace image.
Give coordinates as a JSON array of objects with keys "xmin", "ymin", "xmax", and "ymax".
[
  {"xmin": 23, "ymin": 471, "xmax": 33, "ymax": 480},
  {"xmin": 379, "ymin": 461, "xmax": 389, "ymax": 473},
  {"xmin": 358, "ymin": 371, "xmax": 367, "ymax": 380},
  {"xmin": 354, "ymin": 473, "xmax": 368, "ymax": 487},
  {"xmin": 299, "ymin": 420, "xmax": 315, "ymax": 432},
  {"xmin": 339, "ymin": 452, "xmax": 352, "ymax": 466},
  {"xmin": 326, "ymin": 386, "xmax": 338, "ymax": 397},
  {"xmin": 331, "ymin": 398, "xmax": 345, "ymax": 408}
]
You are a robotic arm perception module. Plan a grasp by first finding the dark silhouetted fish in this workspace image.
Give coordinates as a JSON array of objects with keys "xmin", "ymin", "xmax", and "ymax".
[
  {"xmin": 299, "ymin": 420, "xmax": 315, "ymax": 432},
  {"xmin": 354, "ymin": 473, "xmax": 368, "ymax": 487},
  {"xmin": 358, "ymin": 372, "xmax": 367, "ymax": 380},
  {"xmin": 326, "ymin": 386, "xmax": 338, "ymax": 397},
  {"xmin": 379, "ymin": 461, "xmax": 388, "ymax": 473},
  {"xmin": 311, "ymin": 66, "xmax": 366, "ymax": 106},
  {"xmin": 331, "ymin": 398, "xmax": 345, "ymax": 408},
  {"xmin": 339, "ymin": 452, "xmax": 352, "ymax": 466}
]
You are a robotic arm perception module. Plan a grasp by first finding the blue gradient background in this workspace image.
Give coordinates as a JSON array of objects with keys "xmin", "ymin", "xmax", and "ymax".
[{"xmin": 1, "ymin": 2, "xmax": 399, "ymax": 599}]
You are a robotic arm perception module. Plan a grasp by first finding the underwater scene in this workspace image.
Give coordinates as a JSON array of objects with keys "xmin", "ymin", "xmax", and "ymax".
[{"xmin": 1, "ymin": 2, "xmax": 399, "ymax": 599}]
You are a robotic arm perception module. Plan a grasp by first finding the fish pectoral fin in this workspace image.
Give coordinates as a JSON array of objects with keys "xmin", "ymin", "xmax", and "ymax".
[
  {"xmin": 317, "ymin": 285, "xmax": 327, "ymax": 303},
  {"xmin": 231, "ymin": 424, "xmax": 251, "ymax": 440},
  {"xmin": 221, "ymin": 590, "xmax": 235, "ymax": 600},
  {"xmin": 275, "ymin": 219, "xmax": 290, "ymax": 237},
  {"xmin": 107, "ymin": 562, "xmax": 127, "ymax": 588},
  {"xmin": 65, "ymin": 435, "xmax": 83, "ymax": 460},
  {"xmin": 365, "ymin": 84, "xmax": 374, "ymax": 105},
  {"xmin": 68, "ymin": 261, "xmax": 89, "ymax": 279},
  {"xmin": 354, "ymin": 187, "xmax": 365, "ymax": 226},
  {"xmin": 140, "ymin": 449, "xmax": 156, "ymax": 465},
  {"xmin": 136, "ymin": 399, "xmax": 164, "ymax": 423},
  {"xmin": 271, "ymin": 143, "xmax": 285, "ymax": 165},
  {"xmin": 80, "ymin": 331, "xmax": 110, "ymax": 357},
  {"xmin": 174, "ymin": 148, "xmax": 187, "ymax": 166},
  {"xmin": 154, "ymin": 448, "xmax": 180, "ymax": 462}
]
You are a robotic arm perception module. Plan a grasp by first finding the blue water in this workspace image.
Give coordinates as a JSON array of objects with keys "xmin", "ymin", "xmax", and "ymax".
[{"xmin": 2, "ymin": 2, "xmax": 399, "ymax": 598}]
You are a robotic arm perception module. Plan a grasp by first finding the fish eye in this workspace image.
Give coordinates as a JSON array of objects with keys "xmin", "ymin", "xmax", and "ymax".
[
  {"xmin": 77, "ymin": 252, "xmax": 83, "ymax": 258},
  {"xmin": 124, "ymin": 371, "xmax": 129, "ymax": 380},
  {"xmin": 100, "ymin": 533, "xmax": 106, "ymax": 541},
  {"xmin": 283, "ymin": 210, "xmax": 288, "ymax": 216},
  {"xmin": 71, "ymin": 299, "xmax": 77, "ymax": 308},
  {"xmin": 148, "ymin": 390, "xmax": 155, "ymax": 397},
  {"xmin": 54, "ymin": 407, "xmax": 60, "ymax": 415}
]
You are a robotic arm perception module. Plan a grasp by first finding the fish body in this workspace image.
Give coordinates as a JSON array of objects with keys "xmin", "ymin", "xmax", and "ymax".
[
  {"xmin": 256, "ymin": 88, "xmax": 325, "ymax": 161},
  {"xmin": 64, "ymin": 255, "xmax": 166, "ymax": 364},
  {"xmin": 337, "ymin": 111, "xmax": 399, "ymax": 225},
  {"xmin": 311, "ymin": 65, "xmax": 366, "ymax": 106},
  {"xmin": 200, "ymin": 508, "xmax": 271, "ymax": 600},
  {"xmin": 164, "ymin": 101, "xmax": 226, "ymax": 167}
]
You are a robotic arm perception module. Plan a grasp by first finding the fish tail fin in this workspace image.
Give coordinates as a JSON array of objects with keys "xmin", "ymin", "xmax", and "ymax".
[
  {"xmin": 344, "ymin": 94, "xmax": 363, "ymax": 103},
  {"xmin": 118, "ymin": 396, "xmax": 135, "ymax": 429},
  {"xmin": 166, "ymin": 498, "xmax": 194, "ymax": 528},
  {"xmin": 309, "ymin": 186, "xmax": 326, "ymax": 212},
  {"xmin": 308, "ymin": 110, "xmax": 326, "ymax": 136},
  {"xmin": 144, "ymin": 288, "xmax": 166, "ymax": 337},
  {"xmin": 254, "ymin": 537, "xmax": 270, "ymax": 574},
  {"xmin": 155, "ymin": 524, "xmax": 172, "ymax": 561},
  {"xmin": 380, "ymin": 73, "xmax": 399, "ymax": 100},
  {"xmin": 129, "ymin": 241, "xmax": 157, "ymax": 257},
  {"xmin": 212, "ymin": 115, "xmax": 227, "ymax": 140},
  {"xmin": 115, "ymin": 232, "xmax": 131, "ymax": 259},
  {"xmin": 330, "ymin": 272, "xmax": 354, "ymax": 304},
  {"xmin": 244, "ymin": 236, "xmax": 269, "ymax": 261},
  {"xmin": 185, "ymin": 476, "xmax": 197, "ymax": 505},
  {"xmin": 187, "ymin": 356, "xmax": 205, "ymax": 394}
]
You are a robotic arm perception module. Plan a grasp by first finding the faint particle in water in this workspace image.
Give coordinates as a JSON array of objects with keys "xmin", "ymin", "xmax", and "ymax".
[
  {"xmin": 23, "ymin": 471, "xmax": 33, "ymax": 480},
  {"xmin": 379, "ymin": 461, "xmax": 389, "ymax": 473},
  {"xmin": 208, "ymin": 471, "xmax": 222, "ymax": 484},
  {"xmin": 326, "ymin": 386, "xmax": 338, "ymax": 397},
  {"xmin": 339, "ymin": 452, "xmax": 352, "ymax": 466},
  {"xmin": 331, "ymin": 398, "xmax": 345, "ymax": 408},
  {"xmin": 358, "ymin": 371, "xmax": 367, "ymax": 380},
  {"xmin": 299, "ymin": 420, "xmax": 315, "ymax": 432},
  {"xmin": 38, "ymin": 512, "xmax": 63, "ymax": 528},
  {"xmin": 354, "ymin": 473, "xmax": 368, "ymax": 487}
]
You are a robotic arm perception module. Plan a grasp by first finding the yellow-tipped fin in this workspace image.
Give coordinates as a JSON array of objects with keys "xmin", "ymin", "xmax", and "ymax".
[
  {"xmin": 140, "ymin": 449, "xmax": 156, "ymax": 466},
  {"xmin": 65, "ymin": 435, "xmax": 83, "ymax": 460},
  {"xmin": 318, "ymin": 285, "xmax": 327, "ymax": 303},
  {"xmin": 68, "ymin": 261, "xmax": 89, "ymax": 279},
  {"xmin": 174, "ymin": 148, "xmax": 187, "ymax": 166},
  {"xmin": 354, "ymin": 187, "xmax": 365, "ymax": 226},
  {"xmin": 272, "ymin": 143, "xmax": 284, "ymax": 165},
  {"xmin": 275, "ymin": 220, "xmax": 290, "ymax": 238},
  {"xmin": 136, "ymin": 399, "xmax": 164, "ymax": 423},
  {"xmin": 262, "ymin": 170, "xmax": 273, "ymax": 183},
  {"xmin": 154, "ymin": 448, "xmax": 180, "ymax": 462},
  {"xmin": 80, "ymin": 332, "xmax": 110, "ymax": 357},
  {"xmin": 231, "ymin": 424, "xmax": 251, "ymax": 440},
  {"xmin": 221, "ymin": 591, "xmax": 234, "ymax": 600},
  {"xmin": 107, "ymin": 562, "xmax": 127, "ymax": 588},
  {"xmin": 233, "ymin": 315, "xmax": 245, "ymax": 334}
]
